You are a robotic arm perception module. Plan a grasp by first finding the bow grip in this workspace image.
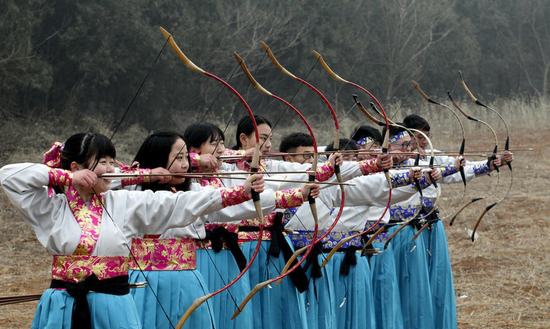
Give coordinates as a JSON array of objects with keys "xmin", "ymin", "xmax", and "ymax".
[
  {"xmin": 334, "ymin": 163, "xmax": 341, "ymax": 178},
  {"xmin": 307, "ymin": 174, "xmax": 316, "ymax": 205},
  {"xmin": 250, "ymin": 166, "xmax": 261, "ymax": 203},
  {"xmin": 429, "ymin": 156, "xmax": 438, "ymax": 188},
  {"xmin": 490, "ymin": 144, "xmax": 499, "ymax": 173},
  {"xmin": 504, "ymin": 136, "xmax": 512, "ymax": 171}
]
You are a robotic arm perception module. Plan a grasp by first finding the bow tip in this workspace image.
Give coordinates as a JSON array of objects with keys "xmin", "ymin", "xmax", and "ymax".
[{"xmin": 159, "ymin": 26, "xmax": 171, "ymax": 39}]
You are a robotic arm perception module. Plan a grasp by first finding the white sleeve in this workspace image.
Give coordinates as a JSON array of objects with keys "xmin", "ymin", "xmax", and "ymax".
[
  {"xmin": 107, "ymin": 186, "xmax": 225, "ymax": 235},
  {"xmin": 0, "ymin": 163, "xmax": 71, "ymax": 245},
  {"xmin": 431, "ymin": 155, "xmax": 456, "ymax": 166},
  {"xmin": 267, "ymin": 159, "xmax": 366, "ymax": 187},
  {"xmin": 335, "ymin": 161, "xmax": 364, "ymax": 181},
  {"xmin": 204, "ymin": 189, "xmax": 276, "ymax": 223},
  {"xmin": 317, "ymin": 171, "xmax": 420, "ymax": 208}
]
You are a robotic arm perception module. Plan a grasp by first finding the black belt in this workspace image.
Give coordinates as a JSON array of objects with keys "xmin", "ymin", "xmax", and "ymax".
[
  {"xmin": 303, "ymin": 242, "xmax": 323, "ymax": 279},
  {"xmin": 269, "ymin": 213, "xmax": 309, "ymax": 292},
  {"xmin": 338, "ymin": 246, "xmax": 359, "ymax": 276},
  {"xmin": 269, "ymin": 213, "xmax": 309, "ymax": 293},
  {"xmin": 238, "ymin": 225, "xmax": 264, "ymax": 232},
  {"xmin": 239, "ymin": 214, "xmax": 309, "ymax": 292},
  {"xmin": 50, "ymin": 274, "xmax": 129, "ymax": 329},
  {"xmin": 204, "ymin": 226, "xmax": 247, "ymax": 271},
  {"xmin": 302, "ymin": 243, "xmax": 360, "ymax": 278}
]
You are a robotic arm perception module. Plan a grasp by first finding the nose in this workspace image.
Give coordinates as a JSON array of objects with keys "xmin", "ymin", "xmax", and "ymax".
[
  {"xmin": 181, "ymin": 159, "xmax": 189, "ymax": 172},
  {"xmin": 263, "ymin": 140, "xmax": 272, "ymax": 152}
]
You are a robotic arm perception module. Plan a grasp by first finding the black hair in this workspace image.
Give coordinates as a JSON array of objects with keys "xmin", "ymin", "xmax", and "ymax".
[
  {"xmin": 279, "ymin": 132, "xmax": 313, "ymax": 153},
  {"xmin": 403, "ymin": 114, "xmax": 430, "ymax": 132},
  {"xmin": 234, "ymin": 115, "xmax": 272, "ymax": 149},
  {"xmin": 325, "ymin": 138, "xmax": 358, "ymax": 152},
  {"xmin": 350, "ymin": 125, "xmax": 383, "ymax": 146},
  {"xmin": 184, "ymin": 122, "xmax": 225, "ymax": 150},
  {"xmin": 60, "ymin": 133, "xmax": 116, "ymax": 170},
  {"xmin": 133, "ymin": 131, "xmax": 191, "ymax": 192}
]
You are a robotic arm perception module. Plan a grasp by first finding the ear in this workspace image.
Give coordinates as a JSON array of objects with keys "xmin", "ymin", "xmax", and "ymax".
[
  {"xmin": 239, "ymin": 132, "xmax": 248, "ymax": 149},
  {"xmin": 189, "ymin": 146, "xmax": 200, "ymax": 153}
]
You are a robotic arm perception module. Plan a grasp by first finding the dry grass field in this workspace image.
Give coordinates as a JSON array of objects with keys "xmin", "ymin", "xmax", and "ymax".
[{"xmin": 0, "ymin": 98, "xmax": 548, "ymax": 328}]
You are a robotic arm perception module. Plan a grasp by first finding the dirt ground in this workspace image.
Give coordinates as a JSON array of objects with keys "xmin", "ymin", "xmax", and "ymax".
[{"xmin": 0, "ymin": 131, "xmax": 548, "ymax": 328}]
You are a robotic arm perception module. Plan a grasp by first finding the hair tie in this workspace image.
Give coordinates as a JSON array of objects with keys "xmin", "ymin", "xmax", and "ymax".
[
  {"xmin": 389, "ymin": 130, "xmax": 409, "ymax": 144},
  {"xmin": 356, "ymin": 137, "xmax": 373, "ymax": 146},
  {"xmin": 42, "ymin": 142, "xmax": 64, "ymax": 168}
]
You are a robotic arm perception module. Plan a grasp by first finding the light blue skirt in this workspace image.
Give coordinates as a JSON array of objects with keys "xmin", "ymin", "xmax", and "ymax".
[
  {"xmin": 240, "ymin": 239, "xmax": 309, "ymax": 329},
  {"xmin": 196, "ymin": 248, "xmax": 253, "ymax": 329},
  {"xmin": 424, "ymin": 220, "xmax": 458, "ymax": 329},
  {"xmin": 129, "ymin": 269, "xmax": 216, "ymax": 329},
  {"xmin": 330, "ymin": 251, "xmax": 376, "ymax": 329},
  {"xmin": 303, "ymin": 252, "xmax": 336, "ymax": 329},
  {"xmin": 31, "ymin": 288, "xmax": 142, "ymax": 329},
  {"xmin": 369, "ymin": 235, "xmax": 404, "ymax": 329},
  {"xmin": 392, "ymin": 225, "xmax": 435, "ymax": 329}
]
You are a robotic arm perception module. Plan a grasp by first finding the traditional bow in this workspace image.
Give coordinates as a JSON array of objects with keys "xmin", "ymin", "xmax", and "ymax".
[
  {"xmin": 310, "ymin": 51, "xmax": 394, "ymax": 264},
  {"xmin": 359, "ymin": 100, "xmax": 440, "ymax": 247},
  {"xmin": 410, "ymin": 80, "xmax": 467, "ymax": 235},
  {"xmin": 231, "ymin": 43, "xmax": 350, "ymax": 316},
  {"xmin": 258, "ymin": 42, "xmax": 347, "ymax": 268},
  {"xmin": 411, "ymin": 80, "xmax": 467, "ymax": 186},
  {"xmin": 158, "ymin": 27, "xmax": 265, "ymax": 328},
  {"xmin": 446, "ymin": 91, "xmax": 500, "ymax": 236},
  {"xmin": 459, "ymin": 72, "xmax": 513, "ymax": 241},
  {"xmin": 229, "ymin": 51, "xmax": 323, "ymax": 317}
]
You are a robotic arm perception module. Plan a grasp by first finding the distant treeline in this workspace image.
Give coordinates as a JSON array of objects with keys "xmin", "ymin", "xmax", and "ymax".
[{"xmin": 1, "ymin": 0, "xmax": 549, "ymax": 130}]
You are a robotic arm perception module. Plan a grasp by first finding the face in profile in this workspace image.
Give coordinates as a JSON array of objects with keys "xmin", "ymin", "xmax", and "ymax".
[
  {"xmin": 166, "ymin": 138, "xmax": 189, "ymax": 185},
  {"xmin": 240, "ymin": 123, "xmax": 273, "ymax": 154},
  {"xmin": 285, "ymin": 146, "xmax": 315, "ymax": 164}
]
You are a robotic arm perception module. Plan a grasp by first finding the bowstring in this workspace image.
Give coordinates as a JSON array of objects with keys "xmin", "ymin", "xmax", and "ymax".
[{"xmin": 110, "ymin": 38, "xmax": 170, "ymax": 141}]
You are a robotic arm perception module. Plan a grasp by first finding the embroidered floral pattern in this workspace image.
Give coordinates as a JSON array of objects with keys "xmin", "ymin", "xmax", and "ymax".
[
  {"xmin": 371, "ymin": 231, "xmax": 391, "ymax": 244},
  {"xmin": 391, "ymin": 171, "xmax": 411, "ymax": 187},
  {"xmin": 64, "ymin": 186, "xmax": 104, "ymax": 255},
  {"xmin": 129, "ymin": 237, "xmax": 197, "ymax": 271},
  {"xmin": 389, "ymin": 130, "xmax": 408, "ymax": 143},
  {"xmin": 122, "ymin": 168, "xmax": 153, "ymax": 187},
  {"xmin": 315, "ymin": 162, "xmax": 334, "ymax": 181},
  {"xmin": 219, "ymin": 149, "xmax": 246, "ymax": 164},
  {"xmin": 48, "ymin": 168, "xmax": 73, "ymax": 188},
  {"xmin": 199, "ymin": 176, "xmax": 224, "ymax": 188},
  {"xmin": 390, "ymin": 204, "xmax": 418, "ymax": 221},
  {"xmin": 364, "ymin": 222, "xmax": 391, "ymax": 244},
  {"xmin": 223, "ymin": 148, "xmax": 246, "ymax": 156},
  {"xmin": 52, "ymin": 255, "xmax": 128, "ymax": 282},
  {"xmin": 411, "ymin": 175, "xmax": 433, "ymax": 190},
  {"xmin": 43, "ymin": 142, "xmax": 64, "ymax": 168},
  {"xmin": 283, "ymin": 207, "xmax": 298, "ymax": 225},
  {"xmin": 240, "ymin": 212, "xmax": 276, "ymax": 226},
  {"xmin": 473, "ymin": 162, "xmax": 490, "ymax": 176},
  {"xmin": 441, "ymin": 164, "xmax": 458, "ymax": 177},
  {"xmin": 275, "ymin": 189, "xmax": 304, "ymax": 208},
  {"xmin": 204, "ymin": 223, "xmax": 239, "ymax": 233},
  {"xmin": 288, "ymin": 230, "xmax": 363, "ymax": 250},
  {"xmin": 359, "ymin": 158, "xmax": 381, "ymax": 175},
  {"xmin": 189, "ymin": 152, "xmax": 201, "ymax": 170},
  {"xmin": 237, "ymin": 230, "xmax": 273, "ymax": 242},
  {"xmin": 221, "ymin": 185, "xmax": 251, "ymax": 207}
]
